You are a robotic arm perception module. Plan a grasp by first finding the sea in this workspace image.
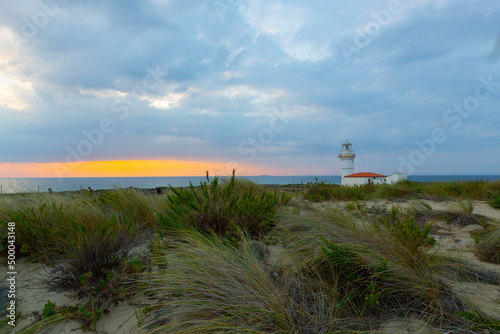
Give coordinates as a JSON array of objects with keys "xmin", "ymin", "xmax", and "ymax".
[{"xmin": 0, "ymin": 175, "xmax": 499, "ymax": 195}]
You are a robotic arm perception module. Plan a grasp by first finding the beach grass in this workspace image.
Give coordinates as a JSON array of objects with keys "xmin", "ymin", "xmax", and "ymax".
[
  {"xmin": 1, "ymin": 177, "xmax": 499, "ymax": 332},
  {"xmin": 275, "ymin": 207, "xmax": 473, "ymax": 324},
  {"xmin": 139, "ymin": 230, "xmax": 339, "ymax": 333},
  {"xmin": 475, "ymin": 222, "xmax": 500, "ymax": 264}
]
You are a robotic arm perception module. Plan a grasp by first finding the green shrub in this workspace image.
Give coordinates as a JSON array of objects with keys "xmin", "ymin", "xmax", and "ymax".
[
  {"xmin": 37, "ymin": 298, "xmax": 104, "ymax": 332},
  {"xmin": 77, "ymin": 297, "xmax": 103, "ymax": 331},
  {"xmin": 304, "ymin": 178, "xmax": 337, "ymax": 202},
  {"xmin": 159, "ymin": 171, "xmax": 290, "ymax": 238},
  {"xmin": 124, "ymin": 257, "xmax": 147, "ymax": 274},
  {"xmin": 47, "ymin": 222, "xmax": 133, "ymax": 295},
  {"xmin": 42, "ymin": 300, "xmax": 57, "ymax": 319},
  {"xmin": 377, "ymin": 206, "xmax": 436, "ymax": 261},
  {"xmin": 305, "ymin": 179, "xmax": 374, "ymax": 202},
  {"xmin": 488, "ymin": 194, "xmax": 500, "ymax": 209}
]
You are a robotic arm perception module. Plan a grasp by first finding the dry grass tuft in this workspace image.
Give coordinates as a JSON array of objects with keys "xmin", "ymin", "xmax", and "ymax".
[
  {"xmin": 475, "ymin": 222, "xmax": 500, "ymax": 264},
  {"xmin": 140, "ymin": 230, "xmax": 339, "ymax": 333},
  {"xmin": 276, "ymin": 206, "xmax": 475, "ymax": 326}
]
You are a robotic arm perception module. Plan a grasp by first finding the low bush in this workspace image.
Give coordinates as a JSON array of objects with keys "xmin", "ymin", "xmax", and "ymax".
[
  {"xmin": 369, "ymin": 180, "xmax": 500, "ymax": 201},
  {"xmin": 304, "ymin": 178, "xmax": 337, "ymax": 202},
  {"xmin": 305, "ymin": 179, "xmax": 374, "ymax": 202},
  {"xmin": 372, "ymin": 183, "xmax": 413, "ymax": 199},
  {"xmin": 159, "ymin": 171, "xmax": 290, "ymax": 239},
  {"xmin": 47, "ymin": 220, "xmax": 134, "ymax": 294},
  {"xmin": 376, "ymin": 206, "xmax": 436, "ymax": 263},
  {"xmin": 38, "ymin": 298, "xmax": 104, "ymax": 332},
  {"xmin": 488, "ymin": 194, "xmax": 500, "ymax": 209},
  {"xmin": 42, "ymin": 300, "xmax": 57, "ymax": 319}
]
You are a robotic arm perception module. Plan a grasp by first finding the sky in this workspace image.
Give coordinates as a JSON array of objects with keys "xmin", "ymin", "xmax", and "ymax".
[{"xmin": 0, "ymin": 0, "xmax": 499, "ymax": 177}]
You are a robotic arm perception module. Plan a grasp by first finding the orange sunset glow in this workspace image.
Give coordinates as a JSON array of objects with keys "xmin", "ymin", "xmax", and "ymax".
[{"xmin": 0, "ymin": 160, "xmax": 249, "ymax": 178}]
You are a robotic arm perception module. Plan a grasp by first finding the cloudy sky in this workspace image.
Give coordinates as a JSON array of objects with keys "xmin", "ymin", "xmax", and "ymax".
[{"xmin": 0, "ymin": 0, "xmax": 499, "ymax": 177}]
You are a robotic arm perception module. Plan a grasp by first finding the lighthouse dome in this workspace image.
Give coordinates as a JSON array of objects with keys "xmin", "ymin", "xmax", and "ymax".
[{"xmin": 343, "ymin": 139, "xmax": 353, "ymax": 151}]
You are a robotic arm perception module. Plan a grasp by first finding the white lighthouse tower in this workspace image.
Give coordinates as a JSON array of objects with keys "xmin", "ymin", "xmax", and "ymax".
[{"xmin": 338, "ymin": 139, "xmax": 355, "ymax": 186}]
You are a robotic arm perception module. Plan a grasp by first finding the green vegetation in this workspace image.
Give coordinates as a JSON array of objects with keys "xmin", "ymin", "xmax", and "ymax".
[
  {"xmin": 42, "ymin": 300, "xmax": 57, "ymax": 319},
  {"xmin": 139, "ymin": 230, "xmax": 338, "ymax": 333},
  {"xmin": 377, "ymin": 206, "xmax": 436, "ymax": 259},
  {"xmin": 305, "ymin": 179, "xmax": 500, "ymax": 202},
  {"xmin": 459, "ymin": 310, "xmax": 500, "ymax": 332},
  {"xmin": 159, "ymin": 171, "xmax": 290, "ymax": 239},
  {"xmin": 305, "ymin": 178, "xmax": 373, "ymax": 201},
  {"xmin": 0, "ymin": 189, "xmax": 164, "ymax": 260},
  {"xmin": 1, "ymin": 177, "xmax": 499, "ymax": 332},
  {"xmin": 37, "ymin": 298, "xmax": 104, "ymax": 331},
  {"xmin": 488, "ymin": 194, "xmax": 500, "ymax": 209},
  {"xmin": 276, "ymin": 207, "xmax": 471, "ymax": 326}
]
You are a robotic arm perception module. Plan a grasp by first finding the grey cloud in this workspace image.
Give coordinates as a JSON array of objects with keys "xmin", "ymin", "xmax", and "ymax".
[{"xmin": 0, "ymin": 0, "xmax": 499, "ymax": 174}]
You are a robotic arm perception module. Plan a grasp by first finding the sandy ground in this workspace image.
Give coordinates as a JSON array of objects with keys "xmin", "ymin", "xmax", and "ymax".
[{"xmin": 2, "ymin": 199, "xmax": 499, "ymax": 333}]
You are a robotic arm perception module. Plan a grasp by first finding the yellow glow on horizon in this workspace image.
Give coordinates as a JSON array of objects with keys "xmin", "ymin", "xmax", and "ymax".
[{"xmin": 0, "ymin": 160, "xmax": 242, "ymax": 178}]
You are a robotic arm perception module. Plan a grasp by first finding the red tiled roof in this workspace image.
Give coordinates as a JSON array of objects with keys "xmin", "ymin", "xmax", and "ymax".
[{"xmin": 345, "ymin": 172, "xmax": 387, "ymax": 178}]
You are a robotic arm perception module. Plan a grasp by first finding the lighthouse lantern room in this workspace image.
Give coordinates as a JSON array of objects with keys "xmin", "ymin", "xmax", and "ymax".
[{"xmin": 338, "ymin": 139, "xmax": 355, "ymax": 186}]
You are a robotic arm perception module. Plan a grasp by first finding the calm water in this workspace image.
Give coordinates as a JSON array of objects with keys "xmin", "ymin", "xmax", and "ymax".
[{"xmin": 0, "ymin": 175, "xmax": 499, "ymax": 194}]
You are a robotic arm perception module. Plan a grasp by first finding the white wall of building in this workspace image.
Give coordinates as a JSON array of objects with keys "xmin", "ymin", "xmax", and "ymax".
[
  {"xmin": 344, "ymin": 177, "xmax": 364, "ymax": 187},
  {"xmin": 344, "ymin": 177, "xmax": 386, "ymax": 187},
  {"xmin": 386, "ymin": 173, "xmax": 407, "ymax": 184}
]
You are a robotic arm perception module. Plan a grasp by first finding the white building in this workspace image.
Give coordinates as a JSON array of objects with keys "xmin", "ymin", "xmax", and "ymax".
[
  {"xmin": 344, "ymin": 172, "xmax": 387, "ymax": 186},
  {"xmin": 338, "ymin": 140, "xmax": 407, "ymax": 186},
  {"xmin": 386, "ymin": 173, "xmax": 408, "ymax": 184}
]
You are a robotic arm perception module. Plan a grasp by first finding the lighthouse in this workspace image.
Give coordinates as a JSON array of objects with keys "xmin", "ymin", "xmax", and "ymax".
[{"xmin": 338, "ymin": 139, "xmax": 355, "ymax": 186}]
